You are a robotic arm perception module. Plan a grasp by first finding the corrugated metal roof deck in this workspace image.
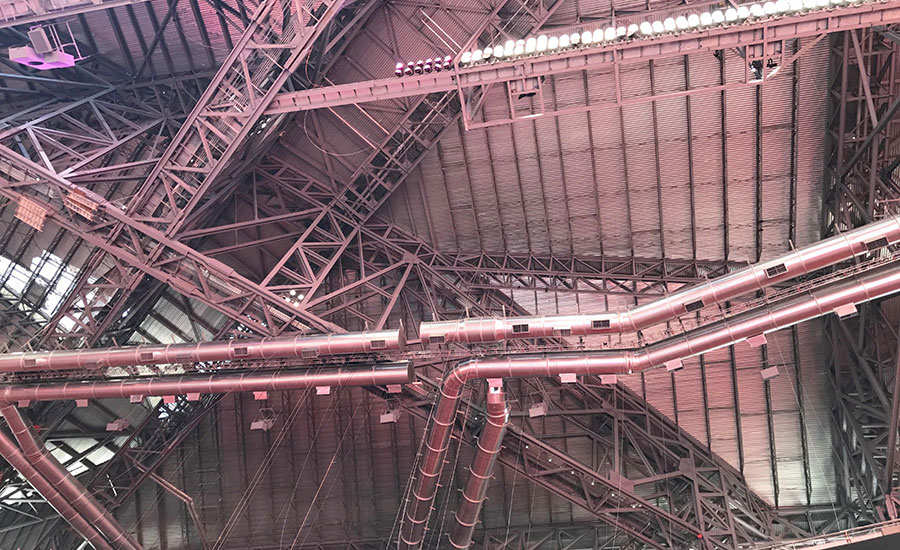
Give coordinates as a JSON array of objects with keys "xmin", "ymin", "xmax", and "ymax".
[{"xmin": 384, "ymin": 38, "xmax": 828, "ymax": 262}]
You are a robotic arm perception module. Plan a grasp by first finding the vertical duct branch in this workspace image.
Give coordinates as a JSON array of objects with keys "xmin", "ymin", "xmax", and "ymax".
[
  {"xmin": 400, "ymin": 261, "xmax": 900, "ymax": 549},
  {"xmin": 448, "ymin": 385, "xmax": 508, "ymax": 549}
]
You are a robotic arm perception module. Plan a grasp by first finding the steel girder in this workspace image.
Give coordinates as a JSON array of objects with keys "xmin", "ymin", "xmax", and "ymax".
[
  {"xmin": 87, "ymin": 395, "xmax": 223, "ymax": 511},
  {"xmin": 0, "ymin": 0, "xmax": 148, "ymax": 29},
  {"xmin": 0, "ymin": 5, "xmax": 854, "ymax": 550},
  {"xmin": 824, "ymin": 29, "xmax": 900, "ymax": 230},
  {"xmin": 104, "ymin": 158, "xmax": 739, "ymax": 341},
  {"xmin": 397, "ymin": 374, "xmax": 817, "ymax": 550},
  {"xmin": 161, "ymin": 0, "xmax": 567, "ymax": 334},
  {"xmin": 1, "ymin": 0, "xmax": 569, "ymax": 347},
  {"xmin": 13, "ymin": 397, "xmax": 219, "ymax": 550},
  {"xmin": 184, "ymin": 0, "xmax": 567, "ymax": 324},
  {"xmin": 429, "ymin": 251, "xmax": 741, "ymax": 298},
  {"xmin": 828, "ymin": 308, "xmax": 900, "ymax": 523},
  {"xmin": 25, "ymin": 0, "xmax": 351, "ymax": 346},
  {"xmin": 0, "ymin": 147, "xmax": 343, "ymax": 340},
  {"xmin": 266, "ymin": 2, "xmax": 900, "ymax": 124},
  {"xmin": 824, "ymin": 26, "xmax": 900, "ymax": 524},
  {"xmin": 0, "ymin": 78, "xmax": 206, "ymax": 350},
  {"xmin": 0, "ymin": 88, "xmax": 166, "ymax": 178},
  {"xmin": 3, "ymin": 153, "xmax": 780, "ymax": 549}
]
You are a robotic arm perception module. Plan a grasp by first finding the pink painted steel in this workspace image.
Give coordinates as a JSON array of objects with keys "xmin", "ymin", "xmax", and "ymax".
[
  {"xmin": 447, "ymin": 386, "xmax": 508, "ymax": 549},
  {"xmin": 0, "ymin": 405, "xmax": 142, "ymax": 550},
  {"xmin": 0, "ymin": 428, "xmax": 115, "ymax": 550},
  {"xmin": 0, "ymin": 363, "xmax": 411, "ymax": 549},
  {"xmin": 268, "ymin": 0, "xmax": 900, "ymax": 115},
  {"xmin": 0, "ymin": 363, "xmax": 413, "ymax": 403},
  {"xmin": 420, "ymin": 216, "xmax": 900, "ymax": 344},
  {"xmin": 400, "ymin": 261, "xmax": 900, "ymax": 549},
  {"xmin": 0, "ymin": 329, "xmax": 405, "ymax": 373}
]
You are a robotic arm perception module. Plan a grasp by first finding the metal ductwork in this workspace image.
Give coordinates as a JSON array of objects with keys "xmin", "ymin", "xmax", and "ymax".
[
  {"xmin": 0, "ymin": 405, "xmax": 142, "ymax": 550},
  {"xmin": 419, "ymin": 215, "xmax": 900, "ymax": 344},
  {"xmin": 0, "ymin": 427, "xmax": 115, "ymax": 550},
  {"xmin": 0, "ymin": 362, "xmax": 412, "ymax": 549},
  {"xmin": 448, "ymin": 386, "xmax": 507, "ymax": 549},
  {"xmin": 399, "ymin": 261, "xmax": 900, "ymax": 549},
  {"xmin": 0, "ymin": 328, "xmax": 405, "ymax": 373},
  {"xmin": 0, "ymin": 362, "xmax": 413, "ymax": 403}
]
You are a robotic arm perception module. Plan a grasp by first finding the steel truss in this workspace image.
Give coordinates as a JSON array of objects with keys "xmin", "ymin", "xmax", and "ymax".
[
  {"xmin": 26, "ymin": 0, "xmax": 352, "ymax": 346},
  {"xmin": 0, "ymin": 108, "xmax": 803, "ymax": 550},
  {"xmin": 266, "ymin": 2, "xmax": 900, "ymax": 128},
  {"xmin": 96, "ymin": 159, "xmax": 740, "ymax": 345},
  {"xmin": 0, "ymin": 77, "xmax": 210, "ymax": 350},
  {"xmin": 824, "ymin": 28, "xmax": 900, "ymax": 229},
  {"xmin": 825, "ymin": 27, "xmax": 900, "ymax": 524},
  {"xmin": 430, "ymin": 252, "xmax": 740, "ymax": 298},
  {"xmin": 397, "ymin": 375, "xmax": 826, "ymax": 550},
  {"xmin": 828, "ymin": 310, "xmax": 900, "ymax": 522},
  {"xmin": 0, "ymin": 2, "xmax": 872, "ymax": 549}
]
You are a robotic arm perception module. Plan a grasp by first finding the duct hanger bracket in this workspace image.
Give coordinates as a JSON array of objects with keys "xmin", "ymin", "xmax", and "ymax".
[
  {"xmin": 761, "ymin": 366, "xmax": 780, "ymax": 381},
  {"xmin": 528, "ymin": 402, "xmax": 548, "ymax": 418},
  {"xmin": 106, "ymin": 419, "xmax": 130, "ymax": 432},
  {"xmin": 747, "ymin": 334, "xmax": 768, "ymax": 348},
  {"xmin": 665, "ymin": 359, "xmax": 684, "ymax": 372},
  {"xmin": 380, "ymin": 410, "xmax": 401, "ymax": 424},
  {"xmin": 834, "ymin": 303, "xmax": 859, "ymax": 318}
]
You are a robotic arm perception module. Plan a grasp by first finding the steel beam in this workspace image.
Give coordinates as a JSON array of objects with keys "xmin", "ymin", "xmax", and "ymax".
[
  {"xmin": 398, "ymin": 375, "xmax": 820, "ymax": 549},
  {"xmin": 0, "ymin": 0, "xmax": 148, "ymax": 29},
  {"xmin": 824, "ymin": 26, "xmax": 900, "ymax": 522},
  {"xmin": 5, "ymin": 0, "xmax": 566, "ymax": 349},
  {"xmin": 30, "ymin": 0, "xmax": 351, "ymax": 346},
  {"xmin": 267, "ymin": 2, "xmax": 900, "ymax": 119},
  {"xmin": 0, "ymin": 149, "xmax": 345, "ymax": 338}
]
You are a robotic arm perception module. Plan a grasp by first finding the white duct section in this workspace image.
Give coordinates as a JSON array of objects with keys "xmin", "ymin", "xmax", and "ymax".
[
  {"xmin": 400, "ymin": 261, "xmax": 900, "ymax": 549},
  {"xmin": 420, "ymin": 216, "xmax": 900, "ymax": 344}
]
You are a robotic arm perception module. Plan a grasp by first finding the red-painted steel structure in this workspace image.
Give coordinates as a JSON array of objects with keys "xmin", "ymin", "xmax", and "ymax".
[
  {"xmin": 1, "ymin": 0, "xmax": 900, "ymax": 547},
  {"xmin": 402, "ymin": 260, "xmax": 900, "ymax": 549},
  {"xmin": 420, "ymin": 214, "xmax": 900, "ymax": 344}
]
